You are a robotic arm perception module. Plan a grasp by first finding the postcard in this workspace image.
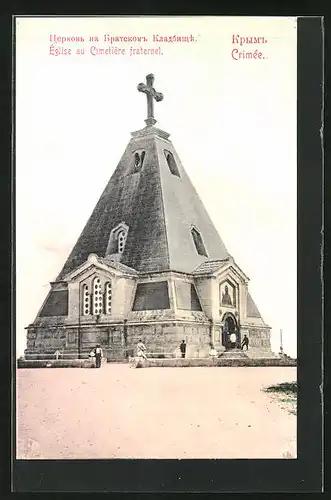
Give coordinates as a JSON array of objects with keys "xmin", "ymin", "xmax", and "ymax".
[{"xmin": 14, "ymin": 14, "xmax": 322, "ymax": 492}]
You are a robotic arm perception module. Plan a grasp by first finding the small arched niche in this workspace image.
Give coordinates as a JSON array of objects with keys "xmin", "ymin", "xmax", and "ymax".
[{"xmin": 219, "ymin": 280, "xmax": 237, "ymax": 308}]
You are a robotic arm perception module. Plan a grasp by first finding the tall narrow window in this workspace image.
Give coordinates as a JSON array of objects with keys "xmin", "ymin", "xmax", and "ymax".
[
  {"xmin": 191, "ymin": 227, "xmax": 208, "ymax": 257},
  {"xmin": 118, "ymin": 230, "xmax": 126, "ymax": 254},
  {"xmin": 105, "ymin": 282, "xmax": 112, "ymax": 315},
  {"xmin": 132, "ymin": 150, "xmax": 146, "ymax": 173},
  {"xmin": 82, "ymin": 284, "xmax": 90, "ymax": 315},
  {"xmin": 133, "ymin": 153, "xmax": 140, "ymax": 173},
  {"xmin": 93, "ymin": 277, "xmax": 103, "ymax": 315},
  {"xmin": 164, "ymin": 150, "xmax": 180, "ymax": 177}
]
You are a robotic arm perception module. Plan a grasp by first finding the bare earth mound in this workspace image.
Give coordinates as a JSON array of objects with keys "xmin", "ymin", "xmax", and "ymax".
[{"xmin": 16, "ymin": 365, "xmax": 297, "ymax": 459}]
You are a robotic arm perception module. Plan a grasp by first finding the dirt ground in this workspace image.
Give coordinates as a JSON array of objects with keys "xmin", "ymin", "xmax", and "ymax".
[{"xmin": 16, "ymin": 365, "xmax": 297, "ymax": 459}]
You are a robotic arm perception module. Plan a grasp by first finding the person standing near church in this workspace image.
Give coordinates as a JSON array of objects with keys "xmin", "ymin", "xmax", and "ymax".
[
  {"xmin": 137, "ymin": 339, "xmax": 148, "ymax": 360},
  {"xmin": 94, "ymin": 344, "xmax": 103, "ymax": 368},
  {"xmin": 241, "ymin": 334, "xmax": 249, "ymax": 350},
  {"xmin": 180, "ymin": 340, "xmax": 187, "ymax": 358},
  {"xmin": 230, "ymin": 332, "xmax": 236, "ymax": 348}
]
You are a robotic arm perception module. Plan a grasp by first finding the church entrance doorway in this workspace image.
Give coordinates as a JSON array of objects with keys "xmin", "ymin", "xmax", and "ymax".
[{"xmin": 222, "ymin": 314, "xmax": 239, "ymax": 350}]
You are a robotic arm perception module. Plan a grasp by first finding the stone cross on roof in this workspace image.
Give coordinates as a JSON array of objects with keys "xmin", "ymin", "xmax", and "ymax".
[{"xmin": 137, "ymin": 73, "xmax": 164, "ymax": 127}]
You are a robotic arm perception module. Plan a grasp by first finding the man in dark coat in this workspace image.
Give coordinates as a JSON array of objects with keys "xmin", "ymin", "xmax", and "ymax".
[
  {"xmin": 241, "ymin": 335, "xmax": 249, "ymax": 350},
  {"xmin": 180, "ymin": 340, "xmax": 187, "ymax": 358}
]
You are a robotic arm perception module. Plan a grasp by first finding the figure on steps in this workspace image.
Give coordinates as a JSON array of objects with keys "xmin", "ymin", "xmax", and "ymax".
[{"xmin": 241, "ymin": 334, "xmax": 249, "ymax": 351}]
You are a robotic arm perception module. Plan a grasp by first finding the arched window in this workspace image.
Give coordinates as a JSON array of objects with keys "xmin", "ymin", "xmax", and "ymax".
[
  {"xmin": 191, "ymin": 227, "xmax": 208, "ymax": 257},
  {"xmin": 134, "ymin": 152, "xmax": 140, "ymax": 172},
  {"xmin": 164, "ymin": 150, "xmax": 180, "ymax": 177},
  {"xmin": 132, "ymin": 150, "xmax": 146, "ymax": 173},
  {"xmin": 92, "ymin": 277, "xmax": 103, "ymax": 315},
  {"xmin": 118, "ymin": 230, "xmax": 126, "ymax": 254},
  {"xmin": 105, "ymin": 222, "xmax": 129, "ymax": 256},
  {"xmin": 82, "ymin": 284, "xmax": 90, "ymax": 316},
  {"xmin": 105, "ymin": 281, "xmax": 112, "ymax": 315}
]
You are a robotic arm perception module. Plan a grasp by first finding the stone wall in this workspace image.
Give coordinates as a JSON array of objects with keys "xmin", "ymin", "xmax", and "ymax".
[
  {"xmin": 25, "ymin": 323, "xmax": 125, "ymax": 359},
  {"xmin": 194, "ymin": 277, "xmax": 213, "ymax": 318},
  {"xmin": 243, "ymin": 324, "xmax": 272, "ymax": 349},
  {"xmin": 126, "ymin": 322, "xmax": 211, "ymax": 358},
  {"xmin": 25, "ymin": 319, "xmax": 272, "ymax": 361},
  {"xmin": 27, "ymin": 327, "xmax": 68, "ymax": 351}
]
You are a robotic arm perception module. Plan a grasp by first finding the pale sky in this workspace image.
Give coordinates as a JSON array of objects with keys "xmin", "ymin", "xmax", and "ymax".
[{"xmin": 15, "ymin": 16, "xmax": 297, "ymax": 357}]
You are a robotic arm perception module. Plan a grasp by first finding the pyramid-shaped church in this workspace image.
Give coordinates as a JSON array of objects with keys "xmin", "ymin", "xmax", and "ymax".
[{"xmin": 25, "ymin": 74, "xmax": 273, "ymax": 360}]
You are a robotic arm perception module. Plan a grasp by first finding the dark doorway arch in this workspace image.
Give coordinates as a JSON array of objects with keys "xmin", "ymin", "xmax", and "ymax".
[{"xmin": 222, "ymin": 313, "xmax": 239, "ymax": 349}]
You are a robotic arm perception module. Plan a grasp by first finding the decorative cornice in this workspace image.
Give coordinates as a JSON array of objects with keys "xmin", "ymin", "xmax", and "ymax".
[{"xmin": 130, "ymin": 126, "xmax": 170, "ymax": 140}]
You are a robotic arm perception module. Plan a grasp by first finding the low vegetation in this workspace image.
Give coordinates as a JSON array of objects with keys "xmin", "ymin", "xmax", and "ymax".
[
  {"xmin": 264, "ymin": 381, "xmax": 297, "ymax": 394},
  {"xmin": 263, "ymin": 381, "xmax": 297, "ymax": 415}
]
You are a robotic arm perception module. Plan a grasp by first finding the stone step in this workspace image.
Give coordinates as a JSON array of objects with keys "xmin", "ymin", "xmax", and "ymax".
[
  {"xmin": 131, "ymin": 357, "xmax": 297, "ymax": 367},
  {"xmin": 220, "ymin": 349, "xmax": 248, "ymax": 359},
  {"xmin": 24, "ymin": 347, "xmax": 126, "ymax": 361},
  {"xmin": 246, "ymin": 350, "xmax": 280, "ymax": 359},
  {"xmin": 18, "ymin": 358, "xmax": 95, "ymax": 369}
]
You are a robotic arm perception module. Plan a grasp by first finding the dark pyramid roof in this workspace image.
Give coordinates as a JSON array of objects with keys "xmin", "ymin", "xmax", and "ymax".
[{"xmin": 57, "ymin": 126, "xmax": 230, "ymax": 280}]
